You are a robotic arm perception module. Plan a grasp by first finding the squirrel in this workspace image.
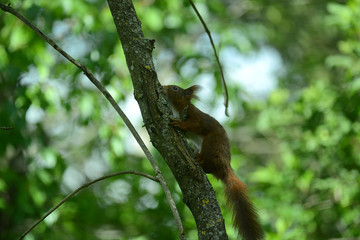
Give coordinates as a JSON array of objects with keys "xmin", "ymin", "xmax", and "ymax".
[{"xmin": 163, "ymin": 85, "xmax": 264, "ymax": 240}]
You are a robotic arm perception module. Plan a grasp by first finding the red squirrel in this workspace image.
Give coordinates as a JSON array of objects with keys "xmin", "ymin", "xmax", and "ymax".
[{"xmin": 163, "ymin": 85, "xmax": 264, "ymax": 240}]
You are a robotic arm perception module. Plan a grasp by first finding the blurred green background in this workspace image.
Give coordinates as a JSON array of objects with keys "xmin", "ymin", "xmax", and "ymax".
[{"xmin": 1, "ymin": 0, "xmax": 359, "ymax": 239}]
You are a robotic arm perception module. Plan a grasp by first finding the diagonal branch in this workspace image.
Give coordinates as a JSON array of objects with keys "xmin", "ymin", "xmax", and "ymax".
[
  {"xmin": 188, "ymin": 0, "xmax": 229, "ymax": 116},
  {"xmin": 0, "ymin": 126, "xmax": 13, "ymax": 130},
  {"xmin": 0, "ymin": 3, "xmax": 184, "ymax": 240},
  {"xmin": 17, "ymin": 171, "xmax": 159, "ymax": 240}
]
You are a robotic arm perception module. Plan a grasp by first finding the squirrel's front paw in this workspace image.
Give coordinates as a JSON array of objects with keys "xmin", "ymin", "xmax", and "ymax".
[{"xmin": 169, "ymin": 118, "xmax": 182, "ymax": 127}]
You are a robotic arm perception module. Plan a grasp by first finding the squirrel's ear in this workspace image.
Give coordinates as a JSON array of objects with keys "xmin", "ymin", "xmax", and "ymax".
[{"xmin": 185, "ymin": 85, "xmax": 201, "ymax": 99}]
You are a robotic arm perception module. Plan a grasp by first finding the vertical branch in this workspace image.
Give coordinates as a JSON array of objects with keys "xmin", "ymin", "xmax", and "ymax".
[{"xmin": 188, "ymin": 0, "xmax": 229, "ymax": 116}]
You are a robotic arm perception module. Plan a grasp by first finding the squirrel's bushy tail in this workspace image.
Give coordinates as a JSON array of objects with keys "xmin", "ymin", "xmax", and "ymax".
[{"xmin": 223, "ymin": 171, "xmax": 264, "ymax": 240}]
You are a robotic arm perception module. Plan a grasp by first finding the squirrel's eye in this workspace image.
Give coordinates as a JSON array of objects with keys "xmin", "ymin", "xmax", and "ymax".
[{"xmin": 172, "ymin": 86, "xmax": 178, "ymax": 91}]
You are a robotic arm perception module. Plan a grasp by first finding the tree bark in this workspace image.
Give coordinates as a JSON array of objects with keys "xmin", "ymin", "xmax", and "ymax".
[{"xmin": 107, "ymin": 0, "xmax": 228, "ymax": 239}]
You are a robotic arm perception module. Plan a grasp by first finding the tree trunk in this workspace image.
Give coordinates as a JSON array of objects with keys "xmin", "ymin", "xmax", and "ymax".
[{"xmin": 107, "ymin": 0, "xmax": 228, "ymax": 239}]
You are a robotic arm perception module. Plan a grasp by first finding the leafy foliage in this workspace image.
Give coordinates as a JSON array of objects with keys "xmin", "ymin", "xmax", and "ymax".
[{"xmin": 0, "ymin": 0, "xmax": 359, "ymax": 239}]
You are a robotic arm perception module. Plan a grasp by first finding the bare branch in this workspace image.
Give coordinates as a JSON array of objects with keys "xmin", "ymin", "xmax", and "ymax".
[
  {"xmin": 0, "ymin": 3, "xmax": 184, "ymax": 239},
  {"xmin": 17, "ymin": 171, "xmax": 159, "ymax": 240},
  {"xmin": 0, "ymin": 126, "xmax": 13, "ymax": 130},
  {"xmin": 188, "ymin": 0, "xmax": 230, "ymax": 116}
]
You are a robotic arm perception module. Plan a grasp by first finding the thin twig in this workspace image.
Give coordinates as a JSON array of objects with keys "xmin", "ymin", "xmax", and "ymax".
[
  {"xmin": 17, "ymin": 171, "xmax": 159, "ymax": 240},
  {"xmin": 0, "ymin": 126, "xmax": 13, "ymax": 130},
  {"xmin": 188, "ymin": 0, "xmax": 229, "ymax": 116},
  {"xmin": 0, "ymin": 3, "xmax": 184, "ymax": 239}
]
